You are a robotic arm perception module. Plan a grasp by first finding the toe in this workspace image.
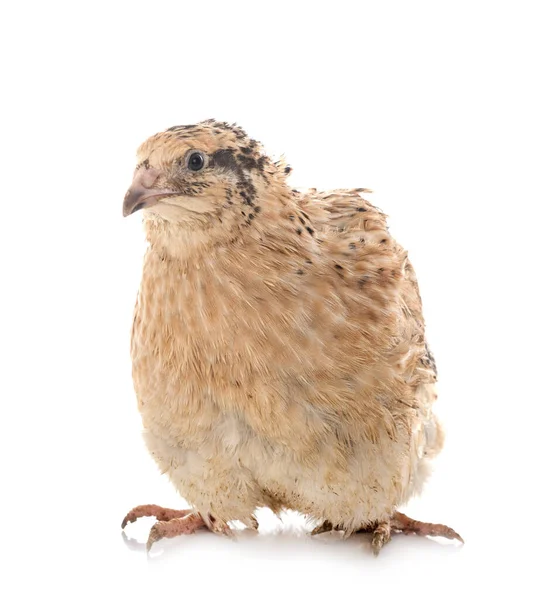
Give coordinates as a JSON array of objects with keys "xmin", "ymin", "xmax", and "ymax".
[
  {"xmin": 145, "ymin": 514, "xmax": 208, "ymax": 551},
  {"xmin": 121, "ymin": 504, "xmax": 191, "ymax": 529},
  {"xmin": 121, "ymin": 510, "xmax": 138, "ymax": 529},
  {"xmin": 391, "ymin": 512, "xmax": 464, "ymax": 543},
  {"xmin": 311, "ymin": 521, "xmax": 334, "ymax": 535},
  {"xmin": 146, "ymin": 523, "xmax": 163, "ymax": 552},
  {"xmin": 371, "ymin": 522, "xmax": 391, "ymax": 556}
]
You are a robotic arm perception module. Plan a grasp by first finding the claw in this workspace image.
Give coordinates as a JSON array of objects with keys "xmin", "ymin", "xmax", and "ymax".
[{"xmin": 146, "ymin": 523, "xmax": 163, "ymax": 552}]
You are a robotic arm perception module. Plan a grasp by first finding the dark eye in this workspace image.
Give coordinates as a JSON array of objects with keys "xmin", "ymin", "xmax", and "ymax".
[{"xmin": 188, "ymin": 152, "xmax": 205, "ymax": 171}]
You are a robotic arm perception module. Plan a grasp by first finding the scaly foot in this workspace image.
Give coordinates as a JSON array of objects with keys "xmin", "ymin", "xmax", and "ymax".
[
  {"xmin": 146, "ymin": 513, "xmax": 207, "ymax": 551},
  {"xmin": 390, "ymin": 511, "xmax": 464, "ymax": 543},
  {"xmin": 121, "ymin": 504, "xmax": 233, "ymax": 551},
  {"xmin": 313, "ymin": 512, "xmax": 463, "ymax": 555},
  {"xmin": 121, "ymin": 504, "xmax": 191, "ymax": 529},
  {"xmin": 363, "ymin": 511, "xmax": 463, "ymax": 554}
]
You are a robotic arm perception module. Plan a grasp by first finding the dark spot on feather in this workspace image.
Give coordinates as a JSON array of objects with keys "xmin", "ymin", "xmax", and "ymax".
[
  {"xmin": 296, "ymin": 228, "xmax": 303, "ymax": 235},
  {"xmin": 349, "ymin": 243, "xmax": 356, "ymax": 250},
  {"xmin": 305, "ymin": 227, "xmax": 315, "ymax": 236},
  {"xmin": 211, "ymin": 149, "xmax": 240, "ymax": 174},
  {"xmin": 299, "ymin": 216, "xmax": 306, "ymax": 225},
  {"xmin": 238, "ymin": 155, "xmax": 258, "ymax": 170},
  {"xmin": 284, "ymin": 166, "xmax": 292, "ymax": 174},
  {"xmin": 358, "ymin": 276, "xmax": 370, "ymax": 289},
  {"xmin": 335, "ymin": 264, "xmax": 343, "ymax": 270},
  {"xmin": 296, "ymin": 269, "xmax": 304, "ymax": 275},
  {"xmin": 356, "ymin": 207, "xmax": 367, "ymax": 212},
  {"xmin": 257, "ymin": 155, "xmax": 269, "ymax": 170},
  {"xmin": 422, "ymin": 342, "xmax": 438, "ymax": 375},
  {"xmin": 239, "ymin": 190, "xmax": 254, "ymax": 206}
]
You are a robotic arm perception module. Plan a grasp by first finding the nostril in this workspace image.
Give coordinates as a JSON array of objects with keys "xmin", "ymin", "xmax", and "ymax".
[
  {"xmin": 132, "ymin": 164, "xmax": 163, "ymax": 189},
  {"xmin": 139, "ymin": 167, "xmax": 162, "ymax": 189}
]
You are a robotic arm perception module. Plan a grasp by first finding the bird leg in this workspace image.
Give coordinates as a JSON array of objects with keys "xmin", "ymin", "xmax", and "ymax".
[
  {"xmin": 311, "ymin": 519, "xmax": 392, "ymax": 554},
  {"xmin": 121, "ymin": 504, "xmax": 234, "ymax": 551},
  {"xmin": 121, "ymin": 504, "xmax": 192, "ymax": 528},
  {"xmin": 390, "ymin": 511, "xmax": 464, "ymax": 543},
  {"xmin": 313, "ymin": 512, "xmax": 463, "ymax": 555},
  {"xmin": 363, "ymin": 511, "xmax": 463, "ymax": 554}
]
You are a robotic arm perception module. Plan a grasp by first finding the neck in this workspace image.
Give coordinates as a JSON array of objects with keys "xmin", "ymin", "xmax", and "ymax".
[
  {"xmin": 143, "ymin": 184, "xmax": 307, "ymax": 265},
  {"xmin": 144, "ymin": 217, "xmax": 235, "ymax": 263}
]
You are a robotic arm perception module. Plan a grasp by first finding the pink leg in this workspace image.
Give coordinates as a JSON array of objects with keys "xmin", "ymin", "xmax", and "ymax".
[
  {"xmin": 314, "ymin": 513, "xmax": 463, "ymax": 555},
  {"xmin": 391, "ymin": 511, "xmax": 464, "ymax": 542},
  {"xmin": 121, "ymin": 504, "xmax": 235, "ymax": 551},
  {"xmin": 121, "ymin": 504, "xmax": 191, "ymax": 529}
]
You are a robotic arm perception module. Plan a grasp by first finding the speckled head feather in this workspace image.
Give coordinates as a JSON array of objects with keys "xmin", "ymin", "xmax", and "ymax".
[
  {"xmin": 124, "ymin": 120, "xmax": 300, "ymax": 259},
  {"xmin": 139, "ymin": 120, "xmax": 270, "ymax": 172}
]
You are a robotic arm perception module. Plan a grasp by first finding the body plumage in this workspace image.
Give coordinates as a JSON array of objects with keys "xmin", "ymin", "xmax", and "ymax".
[{"xmin": 121, "ymin": 120, "xmax": 460, "ymax": 551}]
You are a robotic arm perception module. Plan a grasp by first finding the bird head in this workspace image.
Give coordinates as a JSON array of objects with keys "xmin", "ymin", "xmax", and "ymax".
[{"xmin": 123, "ymin": 120, "xmax": 291, "ymax": 238}]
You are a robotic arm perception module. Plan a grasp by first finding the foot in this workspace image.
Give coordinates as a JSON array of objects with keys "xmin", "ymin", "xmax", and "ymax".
[
  {"xmin": 146, "ymin": 513, "xmax": 207, "ymax": 551},
  {"xmin": 364, "ymin": 511, "xmax": 463, "ymax": 554},
  {"xmin": 121, "ymin": 504, "xmax": 191, "ymax": 529},
  {"xmin": 121, "ymin": 504, "xmax": 233, "ymax": 551},
  {"xmin": 313, "ymin": 512, "xmax": 463, "ymax": 555},
  {"xmin": 311, "ymin": 519, "xmax": 392, "ymax": 554},
  {"xmin": 391, "ymin": 511, "xmax": 464, "ymax": 543}
]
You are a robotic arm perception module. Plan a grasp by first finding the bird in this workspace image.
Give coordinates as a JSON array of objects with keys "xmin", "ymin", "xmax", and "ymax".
[{"xmin": 120, "ymin": 119, "xmax": 462, "ymax": 554}]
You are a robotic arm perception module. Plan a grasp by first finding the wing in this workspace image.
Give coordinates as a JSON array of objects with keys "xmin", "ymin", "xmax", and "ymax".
[
  {"xmin": 297, "ymin": 188, "xmax": 443, "ymax": 482},
  {"xmin": 298, "ymin": 187, "xmax": 434, "ymax": 383}
]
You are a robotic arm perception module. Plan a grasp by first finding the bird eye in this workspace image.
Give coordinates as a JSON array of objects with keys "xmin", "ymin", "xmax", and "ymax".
[{"xmin": 188, "ymin": 152, "xmax": 205, "ymax": 171}]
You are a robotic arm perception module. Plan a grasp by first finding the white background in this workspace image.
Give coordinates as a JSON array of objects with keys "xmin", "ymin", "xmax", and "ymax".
[{"xmin": 1, "ymin": 1, "xmax": 554, "ymax": 598}]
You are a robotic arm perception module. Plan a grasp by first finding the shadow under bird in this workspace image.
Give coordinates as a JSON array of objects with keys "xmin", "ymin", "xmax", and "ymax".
[{"xmin": 120, "ymin": 120, "xmax": 462, "ymax": 554}]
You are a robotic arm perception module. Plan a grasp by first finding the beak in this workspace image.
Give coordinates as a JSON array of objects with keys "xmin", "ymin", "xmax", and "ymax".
[{"xmin": 123, "ymin": 166, "xmax": 178, "ymax": 217}]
